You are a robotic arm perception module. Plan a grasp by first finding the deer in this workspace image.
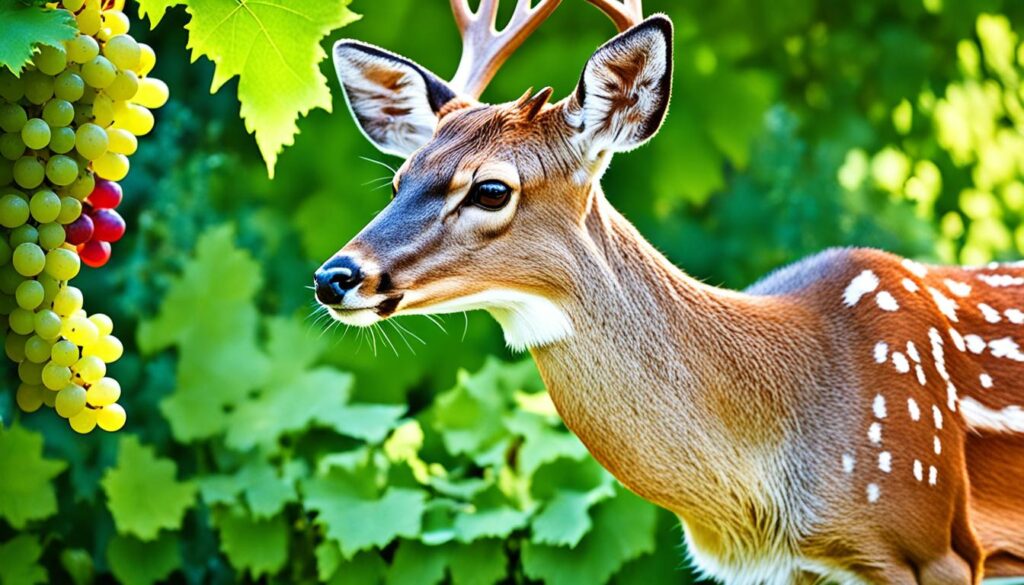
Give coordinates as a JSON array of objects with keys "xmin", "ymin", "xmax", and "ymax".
[{"xmin": 313, "ymin": 0, "xmax": 1024, "ymax": 582}]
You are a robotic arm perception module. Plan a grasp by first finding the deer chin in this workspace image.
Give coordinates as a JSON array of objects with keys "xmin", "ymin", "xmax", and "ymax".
[{"xmin": 326, "ymin": 306, "xmax": 382, "ymax": 327}]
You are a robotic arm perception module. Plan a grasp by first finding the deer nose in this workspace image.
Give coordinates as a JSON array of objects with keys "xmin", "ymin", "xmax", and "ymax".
[{"xmin": 314, "ymin": 256, "xmax": 364, "ymax": 305}]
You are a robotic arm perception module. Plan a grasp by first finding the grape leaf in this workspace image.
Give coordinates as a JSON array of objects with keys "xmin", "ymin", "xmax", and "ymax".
[
  {"xmin": 319, "ymin": 403, "xmax": 407, "ymax": 444},
  {"xmin": 530, "ymin": 491, "xmax": 598, "ymax": 547},
  {"xmin": 0, "ymin": 535, "xmax": 47, "ymax": 585},
  {"xmin": 106, "ymin": 532, "xmax": 181, "ymax": 585},
  {"xmin": 180, "ymin": 0, "xmax": 360, "ymax": 177},
  {"xmin": 387, "ymin": 540, "xmax": 447, "ymax": 585},
  {"xmin": 239, "ymin": 462, "xmax": 296, "ymax": 519},
  {"xmin": 321, "ymin": 547, "xmax": 387, "ymax": 585},
  {"xmin": 447, "ymin": 540, "xmax": 508, "ymax": 585},
  {"xmin": 101, "ymin": 436, "xmax": 197, "ymax": 541},
  {"xmin": 0, "ymin": 2, "xmax": 77, "ymax": 76},
  {"xmin": 214, "ymin": 507, "xmax": 288, "ymax": 578},
  {"xmin": 0, "ymin": 425, "xmax": 66, "ymax": 529},
  {"xmin": 135, "ymin": 0, "xmax": 185, "ymax": 28}
]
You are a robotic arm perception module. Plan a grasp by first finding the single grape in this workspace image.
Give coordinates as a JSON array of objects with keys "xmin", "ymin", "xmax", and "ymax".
[
  {"xmin": 62, "ymin": 0, "xmax": 85, "ymax": 11},
  {"xmin": 96, "ymin": 403, "xmax": 126, "ymax": 431},
  {"xmin": 136, "ymin": 42, "xmax": 156, "ymax": 75},
  {"xmin": 51, "ymin": 339, "xmax": 79, "ymax": 366},
  {"xmin": 82, "ymin": 56, "xmax": 116, "ymax": 89},
  {"xmin": 74, "ymin": 123, "xmax": 108, "ymax": 160},
  {"xmin": 92, "ymin": 152, "xmax": 128, "ymax": 181},
  {"xmin": 68, "ymin": 172, "xmax": 95, "ymax": 200},
  {"xmin": 45, "ymin": 155, "xmax": 79, "ymax": 186},
  {"xmin": 56, "ymin": 383, "xmax": 87, "ymax": 418},
  {"xmin": 42, "ymin": 362, "xmax": 72, "ymax": 390},
  {"xmin": 16, "ymin": 383, "xmax": 44, "ymax": 413},
  {"xmin": 0, "ymin": 69, "xmax": 25, "ymax": 102},
  {"xmin": 86, "ymin": 376, "xmax": 120, "ymax": 406},
  {"xmin": 33, "ymin": 45, "xmax": 68, "ymax": 76},
  {"xmin": 69, "ymin": 406, "xmax": 97, "ymax": 433},
  {"xmin": 84, "ymin": 334, "xmax": 122, "ymax": 363},
  {"xmin": 29, "ymin": 190, "xmax": 61, "ymax": 223},
  {"xmin": 15, "ymin": 279, "xmax": 43, "ymax": 310},
  {"xmin": 0, "ymin": 264, "xmax": 23, "ymax": 294},
  {"xmin": 0, "ymin": 193, "xmax": 30, "ymax": 227},
  {"xmin": 105, "ymin": 69, "xmax": 138, "ymax": 101},
  {"xmin": 63, "ymin": 317, "xmax": 99, "ymax": 348},
  {"xmin": 9, "ymin": 307, "xmax": 36, "ymax": 335},
  {"xmin": 76, "ymin": 7, "xmax": 102, "ymax": 36},
  {"xmin": 91, "ymin": 95, "xmax": 114, "ymax": 126},
  {"xmin": 91, "ymin": 208, "xmax": 125, "ymax": 242},
  {"xmin": 57, "ymin": 196, "xmax": 82, "ymax": 224},
  {"xmin": 13, "ymin": 157, "xmax": 45, "ymax": 189},
  {"xmin": 88, "ymin": 179, "xmax": 122, "ymax": 209},
  {"xmin": 103, "ymin": 10, "xmax": 130, "ymax": 35},
  {"xmin": 34, "ymin": 309, "xmax": 63, "ymax": 339},
  {"xmin": 10, "ymin": 224, "xmax": 37, "ymax": 247},
  {"xmin": 115, "ymin": 104, "xmax": 153, "ymax": 136},
  {"xmin": 133, "ymin": 77, "xmax": 169, "ymax": 109},
  {"xmin": 12, "ymin": 243, "xmax": 45, "ymax": 277},
  {"xmin": 0, "ymin": 103, "xmax": 27, "ymax": 133},
  {"xmin": 40, "ymin": 388, "xmax": 57, "ymax": 408},
  {"xmin": 5, "ymin": 333, "xmax": 27, "ymax": 362},
  {"xmin": 48, "ymin": 127, "xmax": 76, "ymax": 154},
  {"xmin": 54, "ymin": 71, "xmax": 85, "ymax": 101},
  {"xmin": 44, "ymin": 247, "xmax": 80, "ymax": 281},
  {"xmin": 23, "ymin": 335, "xmax": 52, "ymax": 363},
  {"xmin": 103, "ymin": 34, "xmax": 140, "ymax": 70},
  {"xmin": 67, "ymin": 35, "xmax": 101, "ymax": 64},
  {"xmin": 37, "ymin": 272, "xmax": 58, "ymax": 300},
  {"xmin": 37, "ymin": 222, "xmax": 67, "ymax": 250},
  {"xmin": 66, "ymin": 214, "xmax": 94, "ymax": 245},
  {"xmin": 53, "ymin": 286, "xmax": 84, "ymax": 316},
  {"xmin": 72, "ymin": 355, "xmax": 105, "ymax": 384},
  {"xmin": 21, "ymin": 118, "xmax": 51, "ymax": 150},
  {"xmin": 43, "ymin": 99, "xmax": 75, "ymax": 128},
  {"xmin": 0, "ymin": 133, "xmax": 26, "ymax": 161},
  {"xmin": 80, "ymin": 239, "xmax": 111, "ymax": 267},
  {"xmin": 105, "ymin": 128, "xmax": 136, "ymax": 156},
  {"xmin": 0, "ymin": 236, "xmax": 10, "ymax": 264},
  {"xmin": 18, "ymin": 360, "xmax": 44, "ymax": 385},
  {"xmin": 22, "ymin": 71, "xmax": 55, "ymax": 105},
  {"xmin": 88, "ymin": 313, "xmax": 113, "ymax": 336}
]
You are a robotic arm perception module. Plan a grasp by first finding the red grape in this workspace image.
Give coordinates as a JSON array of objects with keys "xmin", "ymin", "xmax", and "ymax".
[
  {"xmin": 79, "ymin": 240, "xmax": 111, "ymax": 267},
  {"xmin": 66, "ymin": 214, "xmax": 95, "ymax": 245},
  {"xmin": 88, "ymin": 179, "xmax": 123, "ymax": 209},
  {"xmin": 91, "ymin": 209, "xmax": 125, "ymax": 242}
]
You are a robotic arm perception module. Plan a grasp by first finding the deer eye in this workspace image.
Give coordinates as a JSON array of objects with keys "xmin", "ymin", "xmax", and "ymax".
[{"xmin": 468, "ymin": 180, "xmax": 512, "ymax": 210}]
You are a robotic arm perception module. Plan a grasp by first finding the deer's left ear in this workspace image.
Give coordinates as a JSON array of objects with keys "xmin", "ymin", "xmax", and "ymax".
[{"xmin": 566, "ymin": 15, "xmax": 673, "ymax": 157}]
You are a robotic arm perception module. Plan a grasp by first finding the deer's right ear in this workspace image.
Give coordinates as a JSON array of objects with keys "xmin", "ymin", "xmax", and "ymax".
[{"xmin": 333, "ymin": 41, "xmax": 458, "ymax": 158}]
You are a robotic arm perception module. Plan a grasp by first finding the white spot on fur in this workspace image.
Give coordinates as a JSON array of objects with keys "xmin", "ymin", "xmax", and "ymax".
[
  {"xmin": 906, "ymin": 341, "xmax": 920, "ymax": 363},
  {"xmin": 878, "ymin": 451, "xmax": 892, "ymax": 473},
  {"xmin": 902, "ymin": 259, "xmax": 928, "ymax": 278},
  {"xmin": 866, "ymin": 483, "xmax": 880, "ymax": 503},
  {"xmin": 964, "ymin": 334, "xmax": 986, "ymax": 354},
  {"xmin": 873, "ymin": 394, "xmax": 887, "ymax": 419},
  {"xmin": 873, "ymin": 342, "xmax": 889, "ymax": 364},
  {"xmin": 1006, "ymin": 308, "xmax": 1024, "ymax": 324},
  {"xmin": 891, "ymin": 352, "xmax": 910, "ymax": 374},
  {"xmin": 868, "ymin": 422, "xmax": 882, "ymax": 444},
  {"xmin": 989, "ymin": 336, "xmax": 1024, "ymax": 362},
  {"xmin": 933, "ymin": 405, "xmax": 943, "ymax": 430},
  {"xmin": 843, "ymin": 270, "xmax": 879, "ymax": 307},
  {"xmin": 929, "ymin": 466, "xmax": 938, "ymax": 485},
  {"xmin": 842, "ymin": 454, "xmax": 855, "ymax": 474},
  {"xmin": 876, "ymin": 291, "xmax": 899, "ymax": 311},
  {"xmin": 959, "ymin": 397, "xmax": 1024, "ymax": 433},
  {"xmin": 927, "ymin": 287, "xmax": 959, "ymax": 322},
  {"xmin": 949, "ymin": 328, "xmax": 966, "ymax": 352},
  {"xmin": 902, "ymin": 278, "xmax": 919, "ymax": 293},
  {"xmin": 908, "ymin": 398, "xmax": 920, "ymax": 421},
  {"xmin": 978, "ymin": 303, "xmax": 1002, "ymax": 323},
  {"xmin": 944, "ymin": 279, "xmax": 972, "ymax": 297},
  {"xmin": 947, "ymin": 383, "xmax": 959, "ymax": 412},
  {"xmin": 980, "ymin": 373, "xmax": 993, "ymax": 389},
  {"xmin": 915, "ymin": 364, "xmax": 927, "ymax": 386},
  {"xmin": 913, "ymin": 460, "xmax": 923, "ymax": 481},
  {"xmin": 978, "ymin": 273, "xmax": 1024, "ymax": 287},
  {"xmin": 933, "ymin": 436, "xmax": 942, "ymax": 455}
]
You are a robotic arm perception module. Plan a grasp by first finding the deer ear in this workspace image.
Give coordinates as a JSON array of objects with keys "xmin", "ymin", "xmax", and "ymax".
[
  {"xmin": 566, "ymin": 15, "xmax": 673, "ymax": 157},
  {"xmin": 333, "ymin": 41, "xmax": 458, "ymax": 158}
]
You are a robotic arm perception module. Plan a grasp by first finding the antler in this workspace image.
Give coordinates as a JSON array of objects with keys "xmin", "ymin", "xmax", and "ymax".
[
  {"xmin": 584, "ymin": 0, "xmax": 643, "ymax": 32},
  {"xmin": 449, "ymin": 0, "xmax": 562, "ymax": 98}
]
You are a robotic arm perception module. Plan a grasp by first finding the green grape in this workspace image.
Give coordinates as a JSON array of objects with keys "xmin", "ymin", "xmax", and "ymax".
[
  {"xmin": 76, "ymin": 6, "xmax": 102, "ymax": 36},
  {"xmin": 84, "ymin": 334, "xmax": 122, "ymax": 362},
  {"xmin": 42, "ymin": 362, "xmax": 72, "ymax": 391},
  {"xmin": 96, "ymin": 403, "xmax": 125, "ymax": 431},
  {"xmin": 92, "ymin": 152, "xmax": 128, "ymax": 181},
  {"xmin": 0, "ymin": 133, "xmax": 26, "ymax": 161},
  {"xmin": 103, "ymin": 10, "xmax": 130, "ymax": 35},
  {"xmin": 15, "ymin": 383, "xmax": 44, "ymax": 413},
  {"xmin": 82, "ymin": 56, "xmax": 116, "ymax": 89},
  {"xmin": 105, "ymin": 127, "xmax": 136, "ymax": 155},
  {"xmin": 79, "ymin": 86, "xmax": 98, "ymax": 105},
  {"xmin": 45, "ymin": 248, "xmax": 80, "ymax": 280},
  {"xmin": 34, "ymin": 309, "xmax": 62, "ymax": 339},
  {"xmin": 10, "ymin": 224, "xmax": 38, "ymax": 247},
  {"xmin": 57, "ymin": 196, "xmax": 82, "ymax": 224},
  {"xmin": 63, "ymin": 315, "xmax": 97, "ymax": 346},
  {"xmin": 15, "ymin": 279, "xmax": 43, "ymax": 310},
  {"xmin": 53, "ymin": 286, "xmax": 83, "ymax": 316},
  {"xmin": 68, "ymin": 172, "xmax": 94, "ymax": 199},
  {"xmin": 74, "ymin": 123, "xmax": 108, "ymax": 160},
  {"xmin": 67, "ymin": 35, "xmax": 100, "ymax": 64},
  {"xmin": 54, "ymin": 71, "xmax": 85, "ymax": 102},
  {"xmin": 9, "ymin": 307, "xmax": 36, "ymax": 335},
  {"xmin": 114, "ymin": 103, "xmax": 153, "ymax": 136},
  {"xmin": 37, "ymin": 273, "xmax": 59, "ymax": 305},
  {"xmin": 22, "ymin": 71, "xmax": 54, "ymax": 105},
  {"xmin": 63, "ymin": 0, "xmax": 85, "ymax": 11},
  {"xmin": 105, "ymin": 70, "xmax": 138, "ymax": 101},
  {"xmin": 86, "ymin": 377, "xmax": 120, "ymax": 407},
  {"xmin": 0, "ymin": 103, "xmax": 27, "ymax": 133},
  {"xmin": 5, "ymin": 333, "xmax": 27, "ymax": 362},
  {"xmin": 48, "ymin": 127, "xmax": 76, "ymax": 154},
  {"xmin": 29, "ymin": 190, "xmax": 61, "ymax": 223},
  {"xmin": 0, "ymin": 237, "xmax": 10, "ymax": 264},
  {"xmin": 43, "ymin": 99, "xmax": 75, "ymax": 128},
  {"xmin": 33, "ymin": 45, "xmax": 67, "ymax": 76},
  {"xmin": 23, "ymin": 335, "xmax": 51, "ymax": 363},
  {"xmin": 38, "ymin": 222, "xmax": 66, "ymax": 250},
  {"xmin": 73, "ymin": 355, "xmax": 105, "ymax": 384},
  {"xmin": 69, "ymin": 406, "xmax": 97, "ymax": 433},
  {"xmin": 13, "ymin": 243, "xmax": 45, "ymax": 277},
  {"xmin": 88, "ymin": 313, "xmax": 112, "ymax": 336},
  {"xmin": 55, "ymin": 383, "xmax": 87, "ymax": 418},
  {"xmin": 72, "ymin": 103, "xmax": 93, "ymax": 126},
  {"xmin": 40, "ymin": 387, "xmax": 56, "ymax": 407},
  {"xmin": 0, "ymin": 193, "xmax": 30, "ymax": 227},
  {"xmin": 13, "ymin": 157, "xmax": 44, "ymax": 189},
  {"xmin": 51, "ymin": 339, "xmax": 79, "ymax": 367},
  {"xmin": 20, "ymin": 118, "xmax": 51, "ymax": 150},
  {"xmin": 103, "ymin": 34, "xmax": 140, "ymax": 70},
  {"xmin": 45, "ymin": 155, "xmax": 78, "ymax": 186},
  {"xmin": 0, "ymin": 160, "xmax": 13, "ymax": 187},
  {"xmin": 133, "ymin": 77, "xmax": 169, "ymax": 109},
  {"xmin": 137, "ymin": 43, "xmax": 156, "ymax": 76},
  {"xmin": 18, "ymin": 360, "xmax": 43, "ymax": 385},
  {"xmin": 0, "ymin": 69, "xmax": 25, "ymax": 102},
  {"xmin": 0, "ymin": 264, "xmax": 22, "ymax": 294}
]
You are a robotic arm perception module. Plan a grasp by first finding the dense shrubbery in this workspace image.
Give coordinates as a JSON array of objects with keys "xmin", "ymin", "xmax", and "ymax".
[{"xmin": 1, "ymin": 0, "xmax": 1023, "ymax": 583}]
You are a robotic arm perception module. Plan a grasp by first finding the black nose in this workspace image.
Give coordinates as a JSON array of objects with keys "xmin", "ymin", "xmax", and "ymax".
[{"xmin": 314, "ymin": 256, "xmax": 364, "ymax": 305}]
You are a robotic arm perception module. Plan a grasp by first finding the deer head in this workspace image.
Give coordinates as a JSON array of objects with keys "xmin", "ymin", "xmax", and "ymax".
[{"xmin": 315, "ymin": 0, "xmax": 671, "ymax": 350}]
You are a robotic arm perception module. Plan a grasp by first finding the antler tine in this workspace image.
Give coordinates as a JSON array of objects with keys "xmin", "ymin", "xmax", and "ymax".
[
  {"xmin": 585, "ymin": 0, "xmax": 643, "ymax": 32},
  {"xmin": 449, "ymin": 0, "xmax": 563, "ymax": 99}
]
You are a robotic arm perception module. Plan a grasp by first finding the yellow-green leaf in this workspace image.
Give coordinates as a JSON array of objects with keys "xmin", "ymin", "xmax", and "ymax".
[{"xmin": 0, "ymin": 425, "xmax": 66, "ymax": 529}]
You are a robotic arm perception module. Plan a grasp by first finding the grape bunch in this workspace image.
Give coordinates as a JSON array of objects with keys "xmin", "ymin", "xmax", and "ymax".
[{"xmin": 0, "ymin": 0, "xmax": 167, "ymax": 433}]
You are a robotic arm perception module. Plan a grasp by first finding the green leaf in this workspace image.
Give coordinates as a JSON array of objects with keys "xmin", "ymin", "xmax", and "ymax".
[
  {"xmin": 304, "ymin": 463, "xmax": 426, "ymax": 559},
  {"xmin": 448, "ymin": 540, "xmax": 508, "ymax": 585},
  {"xmin": 135, "ymin": 0, "xmax": 185, "ymax": 28},
  {"xmin": 0, "ymin": 425, "xmax": 66, "ymax": 528},
  {"xmin": 101, "ymin": 436, "xmax": 197, "ymax": 541},
  {"xmin": 214, "ymin": 507, "xmax": 288, "ymax": 578},
  {"xmin": 239, "ymin": 462, "xmax": 296, "ymax": 519},
  {"xmin": 324, "ymin": 548, "xmax": 387, "ymax": 585},
  {"xmin": 454, "ymin": 504, "xmax": 529, "ymax": 542},
  {"xmin": 319, "ymin": 403, "xmax": 407, "ymax": 444},
  {"xmin": 106, "ymin": 533, "xmax": 181, "ymax": 585},
  {"xmin": 0, "ymin": 535, "xmax": 47, "ymax": 585},
  {"xmin": 0, "ymin": 2, "xmax": 77, "ymax": 76},
  {"xmin": 531, "ymin": 491, "xmax": 597, "ymax": 547},
  {"xmin": 181, "ymin": 0, "xmax": 361, "ymax": 176},
  {"xmin": 387, "ymin": 540, "xmax": 447, "ymax": 585},
  {"xmin": 522, "ymin": 487, "xmax": 657, "ymax": 585}
]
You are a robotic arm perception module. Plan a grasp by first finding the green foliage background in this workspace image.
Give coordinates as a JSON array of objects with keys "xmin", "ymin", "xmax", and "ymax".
[{"xmin": 2, "ymin": 0, "xmax": 1024, "ymax": 583}]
